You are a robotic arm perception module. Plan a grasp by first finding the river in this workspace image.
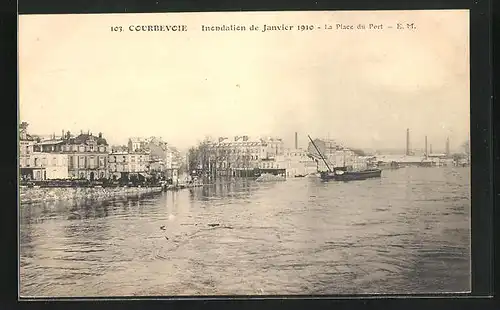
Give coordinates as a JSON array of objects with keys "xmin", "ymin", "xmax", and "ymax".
[{"xmin": 19, "ymin": 167, "xmax": 470, "ymax": 297}]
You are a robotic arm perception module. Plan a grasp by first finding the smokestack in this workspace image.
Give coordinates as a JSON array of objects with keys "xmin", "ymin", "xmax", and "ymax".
[
  {"xmin": 406, "ymin": 128, "xmax": 410, "ymax": 156},
  {"xmin": 445, "ymin": 137, "xmax": 450, "ymax": 157},
  {"xmin": 430, "ymin": 144, "xmax": 433, "ymax": 154},
  {"xmin": 295, "ymin": 132, "xmax": 298, "ymax": 149},
  {"xmin": 425, "ymin": 135, "xmax": 428, "ymax": 157}
]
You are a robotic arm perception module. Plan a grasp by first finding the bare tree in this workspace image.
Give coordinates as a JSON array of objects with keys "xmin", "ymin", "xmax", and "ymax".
[{"xmin": 20, "ymin": 121, "xmax": 29, "ymax": 131}]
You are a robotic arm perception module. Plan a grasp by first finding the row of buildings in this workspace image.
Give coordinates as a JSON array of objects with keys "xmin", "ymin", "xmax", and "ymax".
[
  {"xmin": 19, "ymin": 123, "xmax": 184, "ymax": 182},
  {"xmin": 190, "ymin": 135, "xmax": 372, "ymax": 177}
]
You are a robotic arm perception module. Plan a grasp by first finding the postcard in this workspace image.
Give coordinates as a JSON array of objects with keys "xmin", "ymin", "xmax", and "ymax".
[{"xmin": 18, "ymin": 10, "xmax": 470, "ymax": 297}]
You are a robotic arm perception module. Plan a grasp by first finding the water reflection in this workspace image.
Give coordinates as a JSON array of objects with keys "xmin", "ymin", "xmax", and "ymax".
[{"xmin": 20, "ymin": 167, "xmax": 470, "ymax": 296}]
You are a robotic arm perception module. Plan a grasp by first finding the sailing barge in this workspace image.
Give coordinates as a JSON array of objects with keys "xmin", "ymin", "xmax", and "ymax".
[{"xmin": 308, "ymin": 135, "xmax": 382, "ymax": 182}]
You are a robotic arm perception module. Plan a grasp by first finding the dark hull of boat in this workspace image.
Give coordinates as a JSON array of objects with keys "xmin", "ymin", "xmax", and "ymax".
[{"xmin": 320, "ymin": 169, "xmax": 382, "ymax": 181}]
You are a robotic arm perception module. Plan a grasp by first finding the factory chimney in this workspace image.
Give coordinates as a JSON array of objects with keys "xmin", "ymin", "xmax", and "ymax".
[
  {"xmin": 406, "ymin": 128, "xmax": 410, "ymax": 156},
  {"xmin": 425, "ymin": 135, "xmax": 428, "ymax": 158},
  {"xmin": 295, "ymin": 132, "xmax": 298, "ymax": 149},
  {"xmin": 445, "ymin": 137, "xmax": 450, "ymax": 157}
]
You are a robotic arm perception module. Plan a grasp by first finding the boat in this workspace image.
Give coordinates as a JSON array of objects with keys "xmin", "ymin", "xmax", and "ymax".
[
  {"xmin": 307, "ymin": 135, "xmax": 382, "ymax": 182},
  {"xmin": 319, "ymin": 168, "xmax": 382, "ymax": 181}
]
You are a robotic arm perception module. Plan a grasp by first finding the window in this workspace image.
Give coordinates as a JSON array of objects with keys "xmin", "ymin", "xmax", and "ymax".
[{"xmin": 51, "ymin": 157, "xmax": 57, "ymax": 166}]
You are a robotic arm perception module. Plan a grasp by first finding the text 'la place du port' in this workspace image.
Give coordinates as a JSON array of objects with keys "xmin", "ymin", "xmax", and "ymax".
[{"xmin": 110, "ymin": 25, "xmax": 188, "ymax": 32}]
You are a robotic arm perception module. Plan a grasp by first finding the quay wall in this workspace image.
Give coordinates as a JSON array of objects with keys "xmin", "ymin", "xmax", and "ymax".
[{"xmin": 19, "ymin": 186, "xmax": 163, "ymax": 204}]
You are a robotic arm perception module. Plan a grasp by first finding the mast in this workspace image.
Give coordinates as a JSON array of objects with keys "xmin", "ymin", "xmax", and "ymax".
[{"xmin": 307, "ymin": 135, "xmax": 333, "ymax": 172}]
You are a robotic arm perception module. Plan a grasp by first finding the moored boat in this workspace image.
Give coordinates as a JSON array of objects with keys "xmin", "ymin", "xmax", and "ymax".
[
  {"xmin": 320, "ymin": 168, "xmax": 382, "ymax": 181},
  {"xmin": 308, "ymin": 134, "xmax": 382, "ymax": 182}
]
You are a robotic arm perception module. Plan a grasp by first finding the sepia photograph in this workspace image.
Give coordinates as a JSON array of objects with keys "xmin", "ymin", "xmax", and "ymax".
[{"xmin": 18, "ymin": 10, "xmax": 471, "ymax": 297}]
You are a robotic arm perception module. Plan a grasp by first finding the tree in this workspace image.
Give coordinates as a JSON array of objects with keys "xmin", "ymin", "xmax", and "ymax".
[
  {"xmin": 187, "ymin": 146, "xmax": 200, "ymax": 173},
  {"xmin": 462, "ymin": 140, "xmax": 470, "ymax": 155},
  {"xmin": 20, "ymin": 121, "xmax": 29, "ymax": 131}
]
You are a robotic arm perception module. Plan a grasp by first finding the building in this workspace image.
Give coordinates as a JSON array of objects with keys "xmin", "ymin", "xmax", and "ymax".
[
  {"xmin": 375, "ymin": 154, "xmax": 432, "ymax": 167},
  {"xmin": 427, "ymin": 153, "xmax": 454, "ymax": 167},
  {"xmin": 307, "ymin": 138, "xmax": 362, "ymax": 171},
  {"xmin": 203, "ymin": 136, "xmax": 285, "ymax": 177},
  {"xmin": 282, "ymin": 148, "xmax": 317, "ymax": 177},
  {"xmin": 33, "ymin": 131, "xmax": 110, "ymax": 180},
  {"xmin": 128, "ymin": 137, "xmax": 151, "ymax": 153},
  {"xmin": 19, "ymin": 122, "xmax": 36, "ymax": 169},
  {"xmin": 127, "ymin": 136, "xmax": 181, "ymax": 182},
  {"xmin": 108, "ymin": 151, "xmax": 150, "ymax": 180},
  {"xmin": 21, "ymin": 153, "xmax": 69, "ymax": 180}
]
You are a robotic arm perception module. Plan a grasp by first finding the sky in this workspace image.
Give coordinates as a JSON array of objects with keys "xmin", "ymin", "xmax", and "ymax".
[{"xmin": 19, "ymin": 10, "xmax": 470, "ymax": 152}]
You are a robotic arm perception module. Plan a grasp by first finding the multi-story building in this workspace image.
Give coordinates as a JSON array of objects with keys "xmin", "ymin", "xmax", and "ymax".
[
  {"xmin": 307, "ymin": 138, "xmax": 366, "ymax": 171},
  {"xmin": 203, "ymin": 136, "xmax": 285, "ymax": 177},
  {"xmin": 128, "ymin": 137, "xmax": 151, "ymax": 153},
  {"xmin": 19, "ymin": 122, "xmax": 36, "ymax": 169},
  {"xmin": 108, "ymin": 151, "xmax": 150, "ymax": 180},
  {"xmin": 283, "ymin": 148, "xmax": 318, "ymax": 177},
  {"xmin": 27, "ymin": 153, "xmax": 69, "ymax": 180},
  {"xmin": 33, "ymin": 131, "xmax": 110, "ymax": 180},
  {"xmin": 127, "ymin": 136, "xmax": 181, "ymax": 182}
]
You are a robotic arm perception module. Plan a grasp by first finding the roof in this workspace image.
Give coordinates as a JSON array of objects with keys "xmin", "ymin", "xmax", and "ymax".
[
  {"xmin": 36, "ymin": 140, "xmax": 64, "ymax": 145},
  {"xmin": 66, "ymin": 133, "xmax": 108, "ymax": 146},
  {"xmin": 20, "ymin": 135, "xmax": 35, "ymax": 141},
  {"xmin": 129, "ymin": 137, "xmax": 148, "ymax": 143}
]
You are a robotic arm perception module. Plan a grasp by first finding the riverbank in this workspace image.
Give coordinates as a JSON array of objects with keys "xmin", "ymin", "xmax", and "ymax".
[{"xmin": 19, "ymin": 186, "xmax": 164, "ymax": 204}]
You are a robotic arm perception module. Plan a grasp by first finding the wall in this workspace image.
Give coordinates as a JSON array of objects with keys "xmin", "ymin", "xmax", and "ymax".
[
  {"xmin": 19, "ymin": 140, "xmax": 34, "ymax": 168},
  {"xmin": 29, "ymin": 152, "xmax": 69, "ymax": 179}
]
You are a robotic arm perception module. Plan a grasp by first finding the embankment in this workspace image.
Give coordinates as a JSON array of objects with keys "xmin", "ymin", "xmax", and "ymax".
[{"xmin": 19, "ymin": 186, "xmax": 163, "ymax": 204}]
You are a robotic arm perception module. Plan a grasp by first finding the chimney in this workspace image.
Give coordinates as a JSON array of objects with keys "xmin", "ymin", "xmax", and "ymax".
[
  {"xmin": 98, "ymin": 132, "xmax": 102, "ymax": 138},
  {"xmin": 406, "ymin": 128, "xmax": 410, "ymax": 156},
  {"xmin": 430, "ymin": 144, "xmax": 433, "ymax": 154},
  {"xmin": 445, "ymin": 137, "xmax": 450, "ymax": 157},
  {"xmin": 62, "ymin": 129, "xmax": 64, "ymax": 139},
  {"xmin": 425, "ymin": 135, "xmax": 428, "ymax": 157},
  {"xmin": 295, "ymin": 132, "xmax": 298, "ymax": 149}
]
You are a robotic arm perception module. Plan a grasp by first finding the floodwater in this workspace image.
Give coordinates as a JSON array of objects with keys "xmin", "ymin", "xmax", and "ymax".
[{"xmin": 19, "ymin": 167, "xmax": 471, "ymax": 297}]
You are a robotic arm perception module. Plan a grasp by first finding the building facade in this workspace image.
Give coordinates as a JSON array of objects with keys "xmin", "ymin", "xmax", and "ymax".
[
  {"xmin": 33, "ymin": 131, "xmax": 110, "ymax": 180},
  {"xmin": 203, "ymin": 136, "xmax": 285, "ymax": 177},
  {"xmin": 19, "ymin": 122, "xmax": 36, "ymax": 169},
  {"xmin": 29, "ymin": 153, "xmax": 69, "ymax": 180},
  {"xmin": 128, "ymin": 137, "xmax": 151, "ymax": 153},
  {"xmin": 283, "ymin": 148, "xmax": 318, "ymax": 177},
  {"xmin": 308, "ymin": 138, "xmax": 367, "ymax": 171},
  {"xmin": 127, "ymin": 136, "xmax": 181, "ymax": 182},
  {"xmin": 108, "ymin": 151, "xmax": 150, "ymax": 180}
]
